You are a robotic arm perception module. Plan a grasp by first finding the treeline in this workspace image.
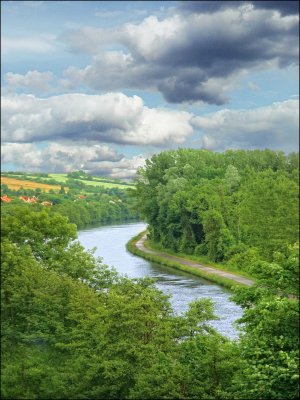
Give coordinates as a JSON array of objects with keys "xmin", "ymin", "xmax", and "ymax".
[
  {"xmin": 1, "ymin": 172, "xmax": 50, "ymax": 178},
  {"xmin": 52, "ymin": 192, "xmax": 138, "ymax": 228},
  {"xmin": 1, "ymin": 206, "xmax": 298, "ymax": 399},
  {"xmin": 132, "ymin": 149, "xmax": 299, "ymax": 269},
  {"xmin": 1, "ymin": 187, "xmax": 139, "ymax": 229},
  {"xmin": 1, "ymin": 170, "xmax": 134, "ymax": 187}
]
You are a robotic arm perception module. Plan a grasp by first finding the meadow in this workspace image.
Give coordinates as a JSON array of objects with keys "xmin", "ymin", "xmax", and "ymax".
[
  {"xmin": 46, "ymin": 174, "xmax": 134, "ymax": 189},
  {"xmin": 1, "ymin": 173, "xmax": 134, "ymax": 191}
]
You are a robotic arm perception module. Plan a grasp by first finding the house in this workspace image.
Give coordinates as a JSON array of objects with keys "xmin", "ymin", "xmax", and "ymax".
[
  {"xmin": 19, "ymin": 196, "xmax": 38, "ymax": 203},
  {"xmin": 19, "ymin": 196, "xmax": 30, "ymax": 202},
  {"xmin": 41, "ymin": 201, "xmax": 52, "ymax": 207},
  {"xmin": 1, "ymin": 195, "xmax": 13, "ymax": 202}
]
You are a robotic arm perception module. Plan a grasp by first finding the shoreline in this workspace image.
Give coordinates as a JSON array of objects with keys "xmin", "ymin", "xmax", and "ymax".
[{"xmin": 127, "ymin": 231, "xmax": 254, "ymax": 291}]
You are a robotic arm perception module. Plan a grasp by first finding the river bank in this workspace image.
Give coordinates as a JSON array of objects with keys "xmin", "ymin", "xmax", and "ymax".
[
  {"xmin": 78, "ymin": 221, "xmax": 243, "ymax": 338},
  {"xmin": 127, "ymin": 231, "xmax": 254, "ymax": 290}
]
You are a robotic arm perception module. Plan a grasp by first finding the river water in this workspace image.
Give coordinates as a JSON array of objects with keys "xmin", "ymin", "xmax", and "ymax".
[{"xmin": 77, "ymin": 221, "xmax": 243, "ymax": 339}]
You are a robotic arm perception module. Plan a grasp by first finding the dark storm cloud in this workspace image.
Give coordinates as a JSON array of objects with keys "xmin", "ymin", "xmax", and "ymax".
[
  {"xmin": 179, "ymin": 1, "xmax": 299, "ymax": 16},
  {"xmin": 60, "ymin": 3, "xmax": 299, "ymax": 105},
  {"xmin": 253, "ymin": 1, "xmax": 299, "ymax": 15},
  {"xmin": 157, "ymin": 71, "xmax": 229, "ymax": 104}
]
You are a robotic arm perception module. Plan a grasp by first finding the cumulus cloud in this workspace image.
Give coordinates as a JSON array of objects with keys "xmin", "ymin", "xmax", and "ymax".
[
  {"xmin": 192, "ymin": 99, "xmax": 299, "ymax": 153},
  {"xmin": 60, "ymin": 4, "xmax": 299, "ymax": 104},
  {"xmin": 2, "ymin": 97, "xmax": 298, "ymax": 177},
  {"xmin": 5, "ymin": 70, "xmax": 54, "ymax": 93},
  {"xmin": 1, "ymin": 143, "xmax": 43, "ymax": 169},
  {"xmin": 84, "ymin": 155, "xmax": 146, "ymax": 179},
  {"xmin": 1, "ymin": 93, "xmax": 194, "ymax": 146},
  {"xmin": 1, "ymin": 142, "xmax": 145, "ymax": 179}
]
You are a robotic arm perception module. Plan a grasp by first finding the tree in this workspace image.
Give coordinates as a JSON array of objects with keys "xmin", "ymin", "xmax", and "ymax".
[
  {"xmin": 239, "ymin": 170, "xmax": 299, "ymax": 258},
  {"xmin": 59, "ymin": 185, "xmax": 65, "ymax": 194},
  {"xmin": 225, "ymin": 164, "xmax": 241, "ymax": 192},
  {"xmin": 202, "ymin": 209, "xmax": 234, "ymax": 261},
  {"xmin": 228, "ymin": 244, "xmax": 299, "ymax": 399}
]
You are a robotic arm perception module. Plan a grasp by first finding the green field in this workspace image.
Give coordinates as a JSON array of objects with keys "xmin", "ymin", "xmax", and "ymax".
[
  {"xmin": 47, "ymin": 173, "xmax": 68, "ymax": 182},
  {"xmin": 47, "ymin": 174, "xmax": 134, "ymax": 189},
  {"xmin": 2, "ymin": 172, "xmax": 135, "ymax": 190}
]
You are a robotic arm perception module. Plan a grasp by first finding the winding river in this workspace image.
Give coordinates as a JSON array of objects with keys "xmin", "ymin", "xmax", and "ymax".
[{"xmin": 78, "ymin": 221, "xmax": 243, "ymax": 339}]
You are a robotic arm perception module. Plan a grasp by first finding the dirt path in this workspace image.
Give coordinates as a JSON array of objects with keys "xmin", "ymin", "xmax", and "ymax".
[{"xmin": 135, "ymin": 235, "xmax": 254, "ymax": 287}]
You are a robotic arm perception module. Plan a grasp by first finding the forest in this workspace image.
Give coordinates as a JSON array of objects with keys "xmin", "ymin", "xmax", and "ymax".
[
  {"xmin": 132, "ymin": 149, "xmax": 299, "ymax": 266},
  {"xmin": 1, "ymin": 149, "xmax": 299, "ymax": 399},
  {"xmin": 1, "ymin": 183, "xmax": 139, "ymax": 228}
]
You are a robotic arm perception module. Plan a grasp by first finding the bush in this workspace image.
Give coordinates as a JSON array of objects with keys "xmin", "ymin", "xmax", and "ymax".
[{"xmin": 227, "ymin": 247, "xmax": 260, "ymax": 272}]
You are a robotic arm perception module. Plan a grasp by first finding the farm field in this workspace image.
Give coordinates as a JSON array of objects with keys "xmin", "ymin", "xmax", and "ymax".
[
  {"xmin": 75, "ymin": 179, "xmax": 133, "ymax": 189},
  {"xmin": 1, "ymin": 173, "xmax": 135, "ymax": 191},
  {"xmin": 1, "ymin": 176, "xmax": 64, "ymax": 192},
  {"xmin": 46, "ymin": 174, "xmax": 134, "ymax": 189},
  {"xmin": 48, "ymin": 173, "xmax": 68, "ymax": 182}
]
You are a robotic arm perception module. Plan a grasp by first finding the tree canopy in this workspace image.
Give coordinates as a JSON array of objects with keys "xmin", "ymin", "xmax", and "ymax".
[{"xmin": 1, "ymin": 149, "xmax": 299, "ymax": 399}]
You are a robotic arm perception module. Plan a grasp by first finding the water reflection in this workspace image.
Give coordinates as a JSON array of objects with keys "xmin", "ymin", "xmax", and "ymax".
[{"xmin": 78, "ymin": 221, "xmax": 243, "ymax": 339}]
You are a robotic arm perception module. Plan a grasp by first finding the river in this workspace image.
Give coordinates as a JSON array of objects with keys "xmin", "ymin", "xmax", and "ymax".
[{"xmin": 77, "ymin": 221, "xmax": 243, "ymax": 339}]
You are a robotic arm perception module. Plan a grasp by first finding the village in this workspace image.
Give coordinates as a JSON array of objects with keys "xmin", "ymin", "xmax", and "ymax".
[{"xmin": 1, "ymin": 194, "xmax": 52, "ymax": 206}]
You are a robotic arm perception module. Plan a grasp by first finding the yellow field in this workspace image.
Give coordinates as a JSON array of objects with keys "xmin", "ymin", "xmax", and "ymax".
[{"xmin": 1, "ymin": 176, "xmax": 67, "ymax": 192}]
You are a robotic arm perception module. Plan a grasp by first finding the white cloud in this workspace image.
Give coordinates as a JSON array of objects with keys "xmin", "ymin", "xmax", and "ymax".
[
  {"xmin": 1, "ymin": 143, "xmax": 42, "ymax": 167},
  {"xmin": 1, "ymin": 142, "xmax": 145, "ymax": 179},
  {"xmin": 5, "ymin": 70, "xmax": 54, "ymax": 92},
  {"xmin": 192, "ymin": 99, "xmax": 299, "ymax": 152},
  {"xmin": 84, "ymin": 155, "xmax": 146, "ymax": 179},
  {"xmin": 122, "ymin": 15, "xmax": 184, "ymax": 61},
  {"xmin": 1, "ymin": 93, "xmax": 194, "ymax": 146}
]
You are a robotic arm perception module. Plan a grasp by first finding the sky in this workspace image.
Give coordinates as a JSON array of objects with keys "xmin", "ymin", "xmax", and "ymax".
[{"xmin": 1, "ymin": 0, "xmax": 299, "ymax": 179}]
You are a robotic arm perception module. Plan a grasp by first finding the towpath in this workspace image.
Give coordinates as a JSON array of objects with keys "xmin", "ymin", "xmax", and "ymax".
[{"xmin": 135, "ymin": 235, "xmax": 254, "ymax": 287}]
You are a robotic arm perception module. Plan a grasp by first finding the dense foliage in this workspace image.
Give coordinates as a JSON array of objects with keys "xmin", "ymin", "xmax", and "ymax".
[
  {"xmin": 1, "ymin": 207, "xmax": 240, "ymax": 399},
  {"xmin": 1, "ymin": 150, "xmax": 299, "ymax": 398},
  {"xmin": 1, "ymin": 170, "xmax": 134, "ymax": 188},
  {"xmin": 1, "ymin": 186, "xmax": 139, "ymax": 229},
  {"xmin": 132, "ymin": 149, "xmax": 299, "ymax": 264},
  {"xmin": 51, "ymin": 191, "xmax": 138, "ymax": 228}
]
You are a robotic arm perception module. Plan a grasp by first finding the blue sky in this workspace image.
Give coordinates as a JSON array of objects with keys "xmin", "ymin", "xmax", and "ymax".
[{"xmin": 1, "ymin": 1, "xmax": 299, "ymax": 178}]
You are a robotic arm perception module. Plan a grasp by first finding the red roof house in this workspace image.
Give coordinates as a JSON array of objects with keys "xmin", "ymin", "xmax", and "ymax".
[{"xmin": 1, "ymin": 195, "xmax": 13, "ymax": 202}]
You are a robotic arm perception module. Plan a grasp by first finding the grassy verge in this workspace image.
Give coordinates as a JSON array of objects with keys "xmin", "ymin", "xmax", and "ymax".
[
  {"xmin": 126, "ymin": 232, "xmax": 247, "ymax": 291},
  {"xmin": 145, "ymin": 240, "xmax": 254, "ymax": 280}
]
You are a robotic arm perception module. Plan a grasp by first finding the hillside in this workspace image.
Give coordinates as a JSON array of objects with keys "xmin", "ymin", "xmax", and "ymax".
[
  {"xmin": 1, "ymin": 176, "xmax": 65, "ymax": 192},
  {"xmin": 1, "ymin": 172, "xmax": 134, "ymax": 192}
]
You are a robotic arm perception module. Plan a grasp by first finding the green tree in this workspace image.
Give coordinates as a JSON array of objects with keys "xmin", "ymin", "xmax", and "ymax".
[
  {"xmin": 225, "ymin": 164, "xmax": 241, "ymax": 192},
  {"xmin": 228, "ymin": 244, "xmax": 299, "ymax": 399},
  {"xmin": 239, "ymin": 170, "xmax": 299, "ymax": 258},
  {"xmin": 59, "ymin": 185, "xmax": 65, "ymax": 194},
  {"xmin": 202, "ymin": 209, "xmax": 234, "ymax": 261}
]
